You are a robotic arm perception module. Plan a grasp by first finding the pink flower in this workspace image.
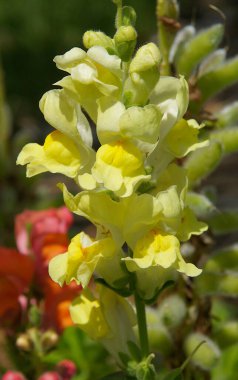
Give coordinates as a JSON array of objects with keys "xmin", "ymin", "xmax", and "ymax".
[
  {"xmin": 15, "ymin": 207, "xmax": 73, "ymax": 287},
  {"xmin": 56, "ymin": 359, "xmax": 77, "ymax": 380},
  {"xmin": 2, "ymin": 370, "xmax": 27, "ymax": 380},
  {"xmin": 15, "ymin": 207, "xmax": 73, "ymax": 256},
  {"xmin": 37, "ymin": 372, "xmax": 61, "ymax": 380}
]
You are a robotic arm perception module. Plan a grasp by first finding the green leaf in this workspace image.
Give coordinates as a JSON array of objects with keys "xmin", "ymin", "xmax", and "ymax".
[
  {"xmin": 211, "ymin": 344, "xmax": 238, "ymax": 380},
  {"xmin": 209, "ymin": 210, "xmax": 238, "ymax": 235},
  {"xmin": 175, "ymin": 24, "xmax": 224, "ymax": 78},
  {"xmin": 127, "ymin": 341, "xmax": 142, "ymax": 362},
  {"xmin": 43, "ymin": 326, "xmax": 111, "ymax": 378},
  {"xmin": 118, "ymin": 352, "xmax": 130, "ymax": 367},
  {"xmin": 184, "ymin": 141, "xmax": 223, "ymax": 186},
  {"xmin": 210, "ymin": 127, "xmax": 238, "ymax": 155},
  {"xmin": 196, "ymin": 56, "xmax": 238, "ymax": 104},
  {"xmin": 144, "ymin": 281, "xmax": 175, "ymax": 305}
]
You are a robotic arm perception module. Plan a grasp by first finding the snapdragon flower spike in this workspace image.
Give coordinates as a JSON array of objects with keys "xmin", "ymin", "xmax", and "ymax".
[{"xmin": 16, "ymin": 7, "xmax": 209, "ymax": 356}]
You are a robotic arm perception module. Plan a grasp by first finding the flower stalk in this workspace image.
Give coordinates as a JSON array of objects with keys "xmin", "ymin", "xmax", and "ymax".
[{"xmin": 134, "ymin": 290, "xmax": 149, "ymax": 358}]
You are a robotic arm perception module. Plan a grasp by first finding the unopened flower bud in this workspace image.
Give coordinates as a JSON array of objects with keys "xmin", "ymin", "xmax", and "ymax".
[
  {"xmin": 38, "ymin": 372, "xmax": 61, "ymax": 380},
  {"xmin": 114, "ymin": 25, "xmax": 137, "ymax": 61},
  {"xmin": 83, "ymin": 31, "xmax": 115, "ymax": 53},
  {"xmin": 2, "ymin": 371, "xmax": 27, "ymax": 380},
  {"xmin": 184, "ymin": 332, "xmax": 221, "ymax": 371},
  {"xmin": 129, "ymin": 43, "xmax": 161, "ymax": 73},
  {"xmin": 57, "ymin": 360, "xmax": 77, "ymax": 379},
  {"xmin": 157, "ymin": 294, "xmax": 187, "ymax": 328},
  {"xmin": 41, "ymin": 330, "xmax": 59, "ymax": 351},
  {"xmin": 16, "ymin": 333, "xmax": 33, "ymax": 352},
  {"xmin": 146, "ymin": 308, "xmax": 173, "ymax": 355}
]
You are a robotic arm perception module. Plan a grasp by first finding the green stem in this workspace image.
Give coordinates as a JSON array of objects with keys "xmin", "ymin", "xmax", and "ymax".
[
  {"xmin": 134, "ymin": 291, "xmax": 149, "ymax": 358},
  {"xmin": 115, "ymin": 0, "xmax": 123, "ymax": 29}
]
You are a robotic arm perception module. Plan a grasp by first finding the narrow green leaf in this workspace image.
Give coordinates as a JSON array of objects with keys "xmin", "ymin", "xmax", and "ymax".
[
  {"xmin": 175, "ymin": 24, "xmax": 224, "ymax": 77},
  {"xmin": 100, "ymin": 372, "xmax": 134, "ymax": 380},
  {"xmin": 127, "ymin": 340, "xmax": 142, "ymax": 362},
  {"xmin": 184, "ymin": 141, "xmax": 223, "ymax": 186},
  {"xmin": 162, "ymin": 368, "xmax": 183, "ymax": 380},
  {"xmin": 211, "ymin": 344, "xmax": 238, "ymax": 380}
]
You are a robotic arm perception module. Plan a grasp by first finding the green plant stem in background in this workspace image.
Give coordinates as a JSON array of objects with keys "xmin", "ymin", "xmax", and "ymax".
[
  {"xmin": 114, "ymin": 0, "xmax": 123, "ymax": 29},
  {"xmin": 156, "ymin": 0, "xmax": 179, "ymax": 75},
  {"xmin": 134, "ymin": 291, "xmax": 149, "ymax": 358}
]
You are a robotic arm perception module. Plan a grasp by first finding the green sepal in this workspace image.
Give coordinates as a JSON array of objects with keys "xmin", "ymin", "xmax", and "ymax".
[
  {"xmin": 175, "ymin": 24, "xmax": 224, "ymax": 78},
  {"xmin": 122, "ymin": 6, "xmax": 137, "ymax": 27},
  {"xmin": 127, "ymin": 340, "xmax": 142, "ymax": 362},
  {"xmin": 118, "ymin": 352, "xmax": 131, "ymax": 367},
  {"xmin": 144, "ymin": 281, "xmax": 175, "ymax": 305},
  {"xmin": 127, "ymin": 354, "xmax": 156, "ymax": 380},
  {"xmin": 95, "ymin": 278, "xmax": 133, "ymax": 297}
]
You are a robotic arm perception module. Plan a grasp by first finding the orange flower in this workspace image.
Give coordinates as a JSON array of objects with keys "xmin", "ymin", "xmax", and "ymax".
[{"xmin": 0, "ymin": 247, "xmax": 34, "ymax": 326}]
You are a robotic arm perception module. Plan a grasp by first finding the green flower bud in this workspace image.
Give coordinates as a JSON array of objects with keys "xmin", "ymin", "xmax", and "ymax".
[
  {"xmin": 83, "ymin": 31, "xmax": 115, "ymax": 53},
  {"xmin": 114, "ymin": 26, "xmax": 137, "ymax": 61},
  {"xmin": 129, "ymin": 43, "xmax": 161, "ymax": 73},
  {"xmin": 146, "ymin": 308, "xmax": 173, "ymax": 355},
  {"xmin": 157, "ymin": 294, "xmax": 187, "ymax": 328},
  {"xmin": 184, "ymin": 333, "xmax": 221, "ymax": 371}
]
